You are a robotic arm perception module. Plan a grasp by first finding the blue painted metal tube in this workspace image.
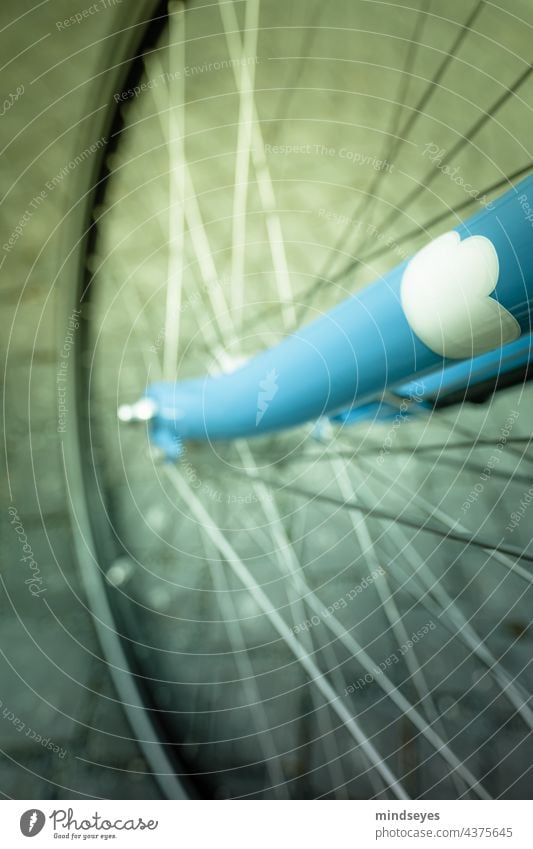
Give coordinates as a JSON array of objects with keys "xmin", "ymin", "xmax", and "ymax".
[
  {"xmin": 145, "ymin": 176, "xmax": 533, "ymax": 458},
  {"xmin": 328, "ymin": 333, "xmax": 533, "ymax": 428},
  {"xmin": 399, "ymin": 332, "xmax": 533, "ymax": 402}
]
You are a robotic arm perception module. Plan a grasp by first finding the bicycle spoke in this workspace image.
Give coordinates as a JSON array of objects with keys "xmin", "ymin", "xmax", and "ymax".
[
  {"xmin": 260, "ymin": 435, "xmax": 533, "ymax": 468},
  {"xmin": 221, "ymin": 0, "xmax": 260, "ymax": 329},
  {"xmin": 355, "ymin": 60, "xmax": 533, "ymax": 261},
  {"xmin": 356, "ymin": 472, "xmax": 533, "ymax": 731},
  {"xmin": 317, "ymin": 0, "xmax": 433, "ymax": 288},
  {"xmin": 328, "ymin": 454, "xmax": 476, "ymax": 796},
  {"xmin": 218, "ymin": 0, "xmax": 296, "ymax": 327},
  {"xmin": 235, "ymin": 499, "xmax": 356, "ymax": 798},
  {"xmin": 163, "ymin": 1, "xmax": 185, "ymax": 380},
  {"xmin": 232, "ymin": 153, "xmax": 533, "ymax": 335},
  {"xmin": 222, "ymin": 462, "xmax": 533, "ymax": 577},
  {"xmin": 235, "ymin": 446, "xmax": 352, "ymax": 795},
  {"xmin": 335, "ymin": 161, "xmax": 533, "ymax": 284},
  {"xmin": 146, "ymin": 53, "xmax": 235, "ymax": 350},
  {"xmin": 200, "ymin": 534, "xmax": 290, "ymax": 798},
  {"xmin": 211, "ymin": 445, "xmax": 490, "ymax": 796},
  {"xmin": 163, "ymin": 464, "xmax": 410, "ymax": 800},
  {"xmin": 352, "ymin": 449, "xmax": 533, "ymax": 577}
]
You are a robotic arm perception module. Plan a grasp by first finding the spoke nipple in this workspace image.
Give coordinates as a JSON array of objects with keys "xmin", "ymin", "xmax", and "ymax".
[
  {"xmin": 106, "ymin": 557, "xmax": 134, "ymax": 587},
  {"xmin": 118, "ymin": 397, "xmax": 157, "ymax": 422},
  {"xmin": 145, "ymin": 445, "xmax": 167, "ymax": 464},
  {"xmin": 311, "ymin": 416, "xmax": 334, "ymax": 442}
]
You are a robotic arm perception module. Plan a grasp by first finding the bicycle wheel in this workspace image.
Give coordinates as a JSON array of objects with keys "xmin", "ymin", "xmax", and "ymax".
[{"xmin": 70, "ymin": 0, "xmax": 533, "ymax": 799}]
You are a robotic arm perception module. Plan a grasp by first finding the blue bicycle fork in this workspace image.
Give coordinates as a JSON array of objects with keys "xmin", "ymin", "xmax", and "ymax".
[{"xmin": 119, "ymin": 176, "xmax": 533, "ymax": 460}]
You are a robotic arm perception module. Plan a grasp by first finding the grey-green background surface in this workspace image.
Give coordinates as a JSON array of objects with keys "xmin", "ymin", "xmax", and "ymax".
[{"xmin": 2, "ymin": 0, "xmax": 533, "ymax": 799}]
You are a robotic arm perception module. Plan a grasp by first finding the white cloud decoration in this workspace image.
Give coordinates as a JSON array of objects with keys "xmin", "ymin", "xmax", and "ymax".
[{"xmin": 400, "ymin": 231, "xmax": 521, "ymax": 359}]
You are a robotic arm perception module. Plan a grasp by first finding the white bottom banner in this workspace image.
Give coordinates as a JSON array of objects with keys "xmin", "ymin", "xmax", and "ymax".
[{"xmin": 0, "ymin": 800, "xmax": 530, "ymax": 847}]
